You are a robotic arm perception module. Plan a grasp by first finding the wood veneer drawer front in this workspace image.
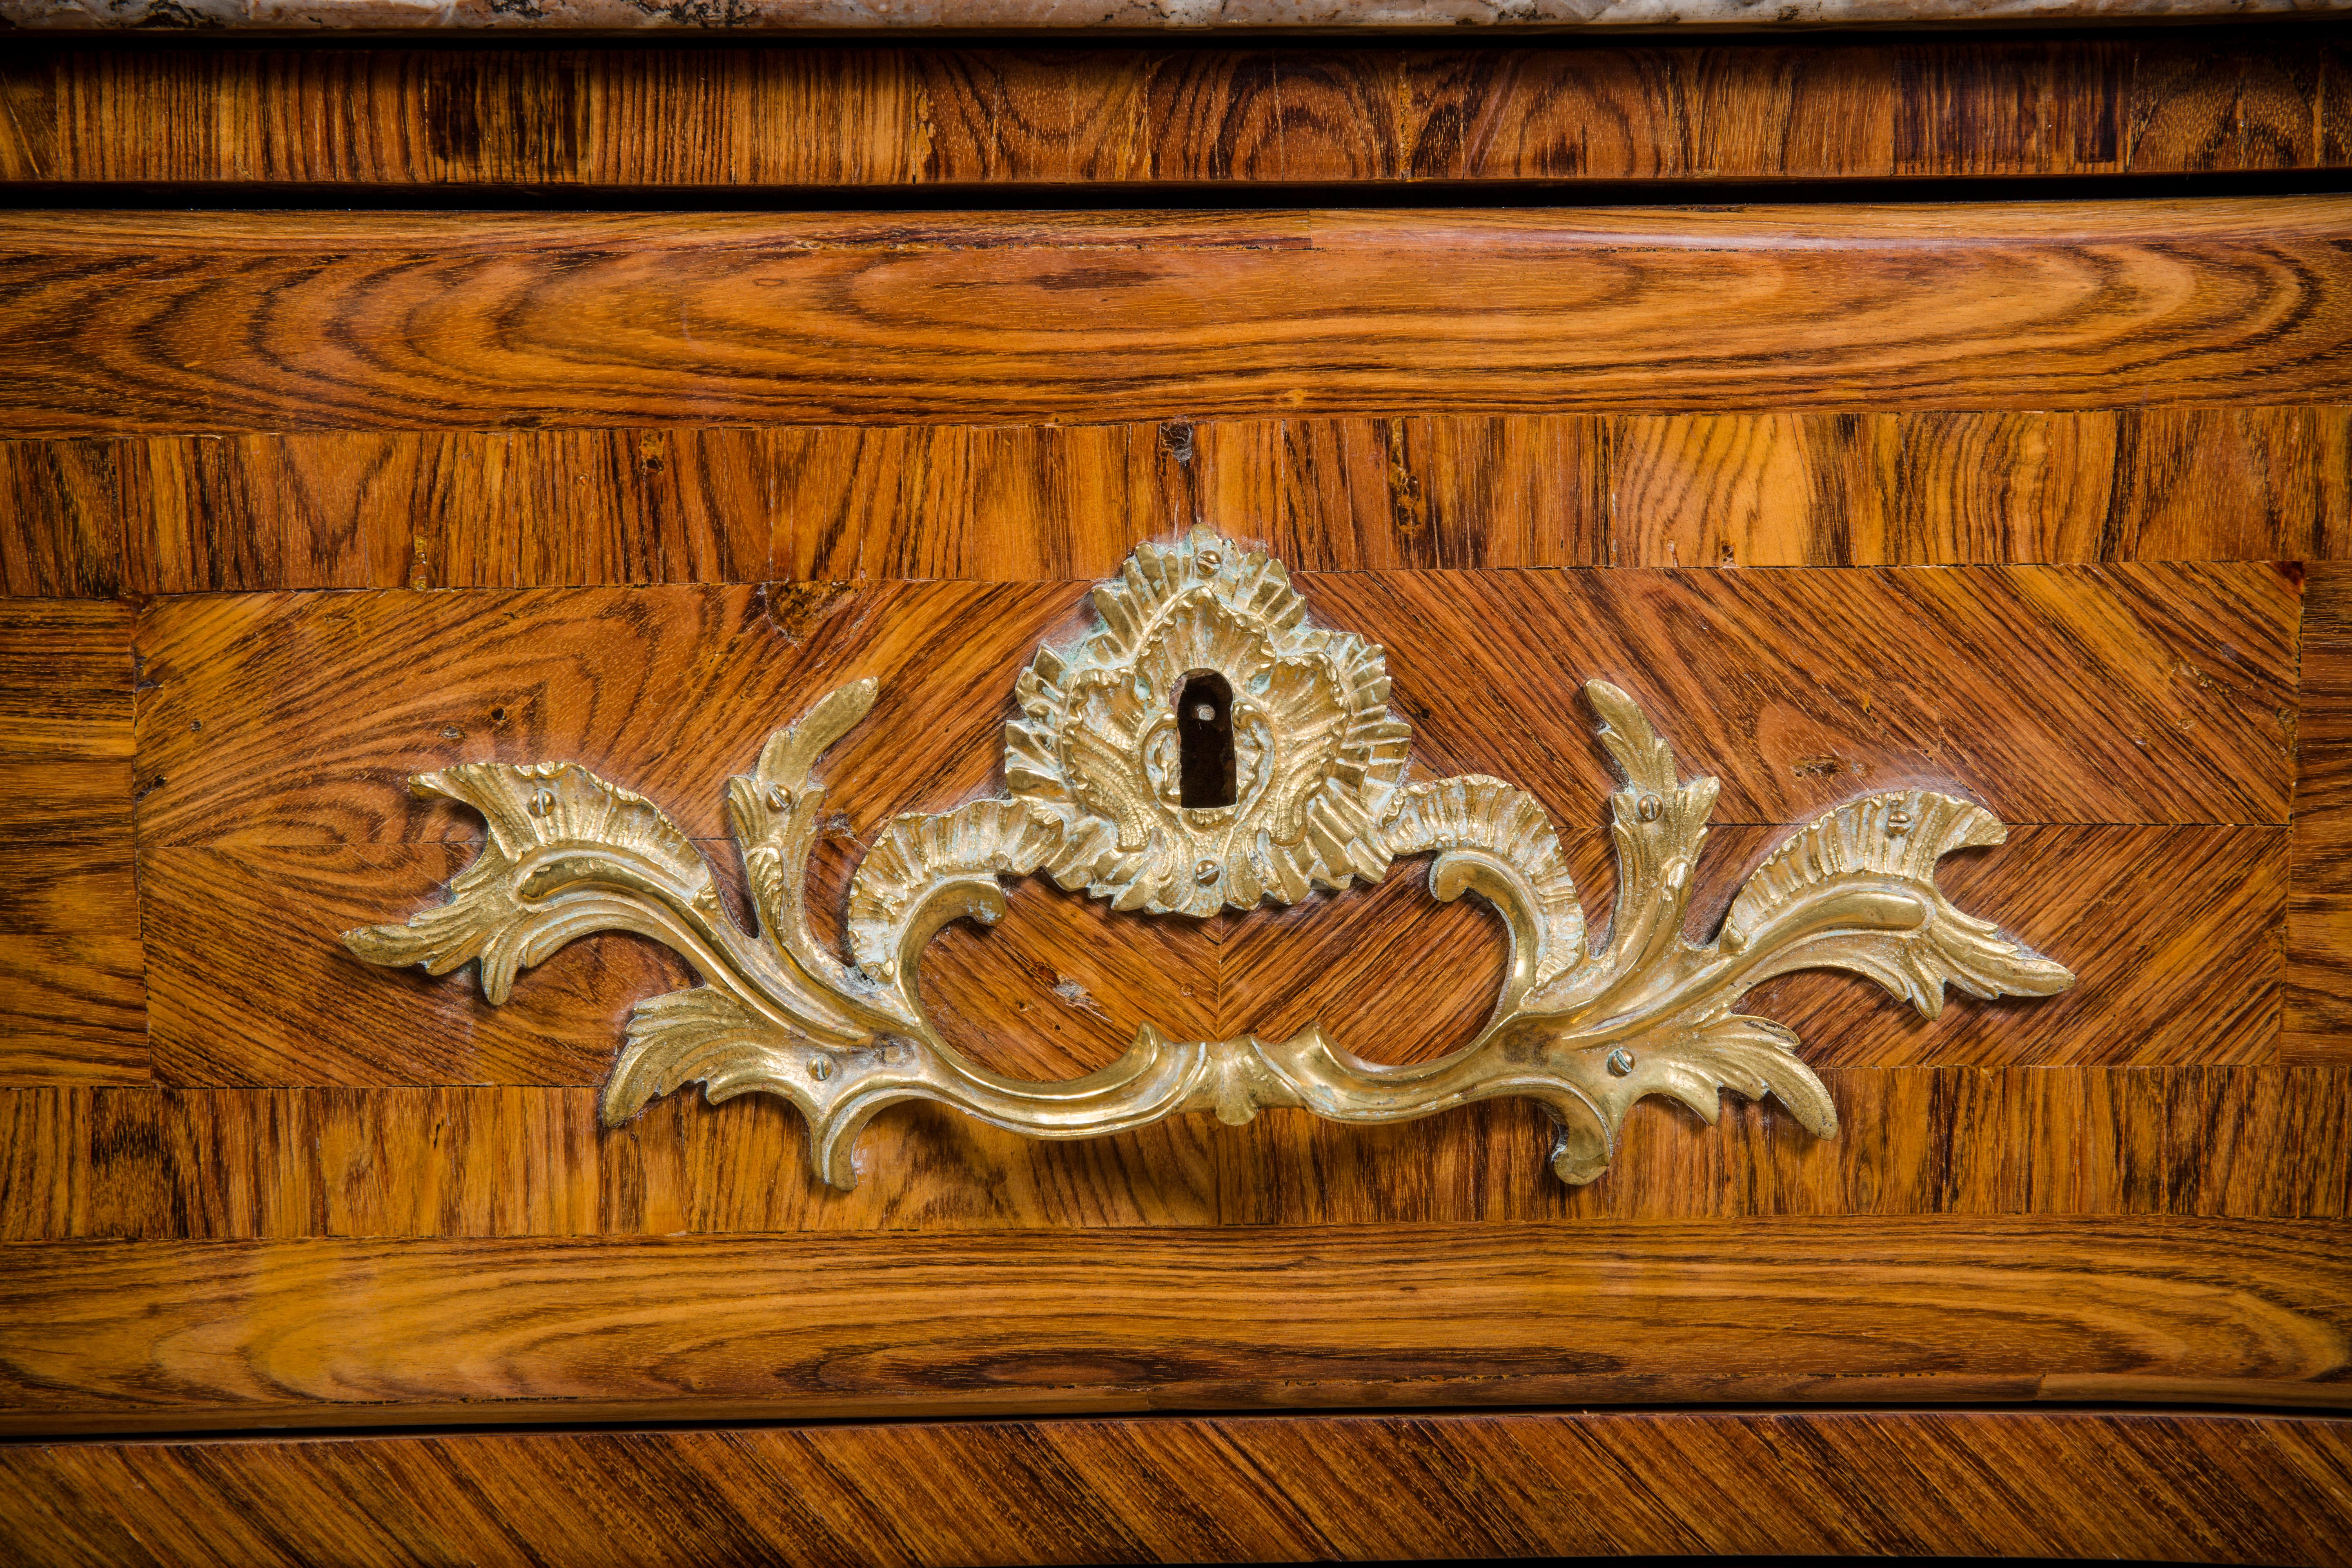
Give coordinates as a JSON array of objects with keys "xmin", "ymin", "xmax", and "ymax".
[
  {"xmin": 4, "ymin": 564, "xmax": 2343, "ymax": 1422},
  {"xmin": 36, "ymin": 563, "xmax": 2300, "ymax": 1126},
  {"xmin": 2, "ymin": 191, "xmax": 2348, "ymax": 1450}
]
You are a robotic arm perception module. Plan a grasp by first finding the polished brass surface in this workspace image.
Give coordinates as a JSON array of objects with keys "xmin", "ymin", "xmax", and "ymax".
[{"xmin": 347, "ymin": 530, "xmax": 2073, "ymax": 1188}]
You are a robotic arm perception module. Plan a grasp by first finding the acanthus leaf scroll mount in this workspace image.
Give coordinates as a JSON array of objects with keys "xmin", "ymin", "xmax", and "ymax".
[{"xmin": 346, "ymin": 528, "xmax": 2074, "ymax": 1189}]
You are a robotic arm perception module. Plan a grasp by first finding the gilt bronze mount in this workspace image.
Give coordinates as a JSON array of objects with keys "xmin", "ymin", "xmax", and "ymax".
[{"xmin": 347, "ymin": 528, "xmax": 2074, "ymax": 1188}]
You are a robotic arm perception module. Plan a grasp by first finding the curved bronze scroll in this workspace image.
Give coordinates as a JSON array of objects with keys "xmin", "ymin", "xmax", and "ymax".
[{"xmin": 347, "ymin": 529, "xmax": 2073, "ymax": 1188}]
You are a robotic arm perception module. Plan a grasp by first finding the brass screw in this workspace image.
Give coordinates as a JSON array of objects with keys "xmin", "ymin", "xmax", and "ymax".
[
  {"xmin": 1607, "ymin": 1049, "xmax": 1636, "ymax": 1078},
  {"xmin": 1886, "ymin": 803, "xmax": 1913, "ymax": 836},
  {"xmin": 529, "ymin": 787, "xmax": 556, "ymax": 817},
  {"xmin": 809, "ymin": 1057, "xmax": 834, "ymax": 1082},
  {"xmin": 1197, "ymin": 550, "xmax": 1222, "ymax": 574},
  {"xmin": 764, "ymin": 784, "xmax": 791, "ymax": 811},
  {"xmin": 1195, "ymin": 858, "xmax": 1219, "ymax": 883},
  {"xmin": 1637, "ymin": 795, "xmax": 1663, "ymax": 823}
]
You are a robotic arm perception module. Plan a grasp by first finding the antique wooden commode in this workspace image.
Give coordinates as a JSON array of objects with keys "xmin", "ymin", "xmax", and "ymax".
[{"xmin": 1, "ymin": 8, "xmax": 2349, "ymax": 1564}]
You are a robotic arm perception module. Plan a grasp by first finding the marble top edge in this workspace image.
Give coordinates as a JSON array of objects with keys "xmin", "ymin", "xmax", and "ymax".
[{"xmin": 6, "ymin": 0, "xmax": 2346, "ymax": 30}]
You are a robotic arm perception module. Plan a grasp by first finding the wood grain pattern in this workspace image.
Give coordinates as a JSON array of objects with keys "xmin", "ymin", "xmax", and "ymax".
[
  {"xmin": 0, "ymin": 31, "xmax": 2344, "ymax": 1540},
  {"xmin": 1575, "ymin": 404, "xmax": 2351, "ymax": 570},
  {"xmin": 119, "ymin": 567, "xmax": 2293, "ymax": 1085},
  {"xmin": 113, "ymin": 428, "xmax": 775, "ymax": 594},
  {"xmin": 2, "ymin": 1218, "xmax": 2347, "ymax": 1433},
  {"xmin": 2292, "ymin": 561, "xmax": 2352, "ymax": 1062},
  {"xmin": 7, "ymin": 203, "xmax": 2352, "ymax": 437},
  {"xmin": 130, "ymin": 579, "xmax": 1086, "ymax": 848},
  {"xmin": 2, "ymin": 35, "xmax": 2348, "ymax": 188},
  {"xmin": 6, "ymin": 1407, "xmax": 2351, "ymax": 1567},
  {"xmin": 20, "ymin": 407, "xmax": 2341, "ymax": 598},
  {"xmin": 915, "ymin": 873, "xmax": 1219, "ymax": 1084},
  {"xmin": 159, "ymin": 822, "xmax": 2279, "ymax": 1084},
  {"xmin": 0, "ymin": 602, "xmax": 145, "ymax": 1085},
  {"xmin": 9, "ymin": 1410, "xmax": 2352, "ymax": 1568},
  {"xmin": 1231, "ymin": 824, "xmax": 2282, "ymax": 1071},
  {"xmin": 0, "ymin": 1087, "xmax": 176, "ymax": 1242},
  {"xmin": 830, "ymin": 423, "xmax": 1192, "ymax": 584},
  {"xmin": 1739, "ymin": 823, "xmax": 2282, "ymax": 1068},
  {"xmin": 136, "ymin": 842, "xmax": 1221, "ymax": 1089},
  {"xmin": 4, "ymin": 1067, "xmax": 2342, "ymax": 1239},
  {"xmin": 0, "ymin": 439, "xmax": 120, "ymax": 597},
  {"xmin": 1310, "ymin": 563, "xmax": 2298, "ymax": 828},
  {"xmin": 1187, "ymin": 1063, "xmax": 2352, "ymax": 1223},
  {"xmin": 141, "ymin": 844, "xmax": 680, "ymax": 1089},
  {"xmin": 0, "ymin": 1086, "xmax": 1230, "ymax": 1238},
  {"xmin": 129, "ymin": 566, "xmax": 2299, "ymax": 854}
]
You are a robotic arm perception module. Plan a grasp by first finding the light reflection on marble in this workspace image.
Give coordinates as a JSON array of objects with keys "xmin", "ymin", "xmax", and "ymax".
[{"xmin": 5, "ymin": 0, "xmax": 2345, "ymax": 28}]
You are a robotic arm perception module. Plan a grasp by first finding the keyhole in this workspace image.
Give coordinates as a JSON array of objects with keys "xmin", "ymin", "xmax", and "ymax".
[{"xmin": 1177, "ymin": 671, "xmax": 1236, "ymax": 809}]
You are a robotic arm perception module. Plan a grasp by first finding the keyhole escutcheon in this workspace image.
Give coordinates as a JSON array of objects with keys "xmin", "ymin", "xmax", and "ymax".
[{"xmin": 1177, "ymin": 671, "xmax": 1236, "ymax": 809}]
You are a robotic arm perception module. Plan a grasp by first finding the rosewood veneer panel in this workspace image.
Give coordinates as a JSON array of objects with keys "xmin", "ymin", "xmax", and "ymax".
[
  {"xmin": 0, "ymin": 440, "xmax": 120, "ymax": 597},
  {"xmin": 129, "ymin": 566, "xmax": 2299, "ymax": 848},
  {"xmin": 122, "ymin": 566, "xmax": 2292, "ymax": 1085},
  {"xmin": 1227, "ymin": 823, "xmax": 2281, "ymax": 1071},
  {"xmin": 130, "ymin": 580, "xmax": 1084, "ymax": 848},
  {"xmin": 2, "ymin": 1067, "xmax": 2343, "ymax": 1239},
  {"xmin": 1350, "ymin": 404, "xmax": 2352, "ymax": 571},
  {"xmin": 144, "ymin": 844, "xmax": 684, "ymax": 1089},
  {"xmin": 113, "ymin": 427, "xmax": 777, "ymax": 595},
  {"xmin": 138, "ymin": 842, "xmax": 1222, "ymax": 1089},
  {"xmin": 1309, "ymin": 563, "xmax": 2297, "ymax": 827},
  {"xmin": 29, "ymin": 406, "xmax": 2335, "ymax": 600},
  {"xmin": 7, "ymin": 1411, "xmax": 2352, "ymax": 1568},
  {"xmin": 2292, "ymin": 561, "xmax": 2352, "ymax": 1061},
  {"xmin": 4, "ymin": 203, "xmax": 2351, "ymax": 437},
  {"xmin": 136, "ymin": 824, "xmax": 2274, "ymax": 1086},
  {"xmin": 0, "ymin": 602, "xmax": 145, "ymax": 1085},
  {"xmin": 1232, "ymin": 1065, "xmax": 2352, "ymax": 1225}
]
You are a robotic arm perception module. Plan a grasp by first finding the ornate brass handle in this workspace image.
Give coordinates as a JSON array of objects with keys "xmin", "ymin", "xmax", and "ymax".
[{"xmin": 347, "ymin": 530, "xmax": 2072, "ymax": 1189}]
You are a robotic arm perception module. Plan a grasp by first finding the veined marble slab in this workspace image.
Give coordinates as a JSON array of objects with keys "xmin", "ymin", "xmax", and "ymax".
[{"xmin": 5, "ymin": 0, "xmax": 2345, "ymax": 29}]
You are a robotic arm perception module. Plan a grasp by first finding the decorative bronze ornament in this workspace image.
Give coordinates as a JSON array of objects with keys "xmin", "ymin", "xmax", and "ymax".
[{"xmin": 347, "ymin": 529, "xmax": 2074, "ymax": 1188}]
